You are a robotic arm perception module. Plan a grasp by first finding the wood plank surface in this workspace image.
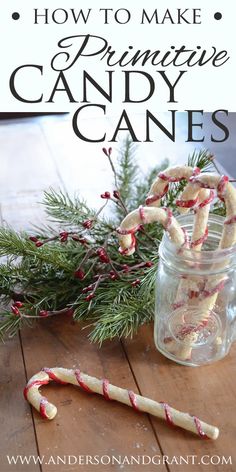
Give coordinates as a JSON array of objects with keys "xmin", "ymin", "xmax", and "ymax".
[
  {"xmin": 1, "ymin": 115, "xmax": 236, "ymax": 472},
  {"xmin": 0, "ymin": 335, "xmax": 41, "ymax": 472},
  {"xmin": 21, "ymin": 316, "xmax": 166, "ymax": 472},
  {"xmin": 123, "ymin": 324, "xmax": 236, "ymax": 472}
]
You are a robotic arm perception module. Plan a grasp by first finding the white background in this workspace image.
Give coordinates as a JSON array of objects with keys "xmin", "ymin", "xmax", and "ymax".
[{"xmin": 0, "ymin": 0, "xmax": 235, "ymax": 113}]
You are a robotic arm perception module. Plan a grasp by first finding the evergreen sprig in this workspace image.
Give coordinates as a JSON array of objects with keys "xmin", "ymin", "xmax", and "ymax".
[{"xmin": 0, "ymin": 142, "xmax": 225, "ymax": 343}]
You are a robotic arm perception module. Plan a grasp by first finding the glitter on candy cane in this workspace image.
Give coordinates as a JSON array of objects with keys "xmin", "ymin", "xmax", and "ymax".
[
  {"xmin": 146, "ymin": 167, "xmax": 200, "ymax": 207},
  {"xmin": 24, "ymin": 367, "xmax": 216, "ymax": 439}
]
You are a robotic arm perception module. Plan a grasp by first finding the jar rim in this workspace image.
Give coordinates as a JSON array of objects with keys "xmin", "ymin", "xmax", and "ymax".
[{"xmin": 161, "ymin": 213, "xmax": 236, "ymax": 264}]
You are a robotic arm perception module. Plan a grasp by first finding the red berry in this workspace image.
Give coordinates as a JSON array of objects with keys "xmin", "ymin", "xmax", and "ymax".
[
  {"xmin": 101, "ymin": 191, "xmax": 111, "ymax": 199},
  {"xmin": 35, "ymin": 241, "xmax": 43, "ymax": 247},
  {"xmin": 110, "ymin": 271, "xmax": 117, "ymax": 280},
  {"xmin": 60, "ymin": 231, "xmax": 69, "ymax": 242},
  {"xmin": 85, "ymin": 293, "xmax": 95, "ymax": 302},
  {"xmin": 74, "ymin": 269, "xmax": 85, "ymax": 280},
  {"xmin": 99, "ymin": 251, "xmax": 110, "ymax": 263},
  {"xmin": 14, "ymin": 301, "xmax": 23, "ymax": 308},
  {"xmin": 96, "ymin": 248, "xmax": 103, "ymax": 256},
  {"xmin": 59, "ymin": 231, "xmax": 68, "ymax": 237},
  {"xmin": 102, "ymin": 147, "xmax": 112, "ymax": 157},
  {"xmin": 102, "ymin": 148, "xmax": 109, "ymax": 157},
  {"xmin": 113, "ymin": 190, "xmax": 120, "ymax": 199},
  {"xmin": 131, "ymin": 279, "xmax": 141, "ymax": 287},
  {"xmin": 29, "ymin": 236, "xmax": 38, "ymax": 242},
  {"xmin": 39, "ymin": 310, "xmax": 49, "ymax": 317},
  {"xmin": 82, "ymin": 285, "xmax": 93, "ymax": 293},
  {"xmin": 122, "ymin": 264, "xmax": 130, "ymax": 273},
  {"xmin": 145, "ymin": 261, "xmax": 153, "ymax": 268},
  {"xmin": 11, "ymin": 305, "xmax": 20, "ymax": 316},
  {"xmin": 82, "ymin": 219, "xmax": 93, "ymax": 229}
]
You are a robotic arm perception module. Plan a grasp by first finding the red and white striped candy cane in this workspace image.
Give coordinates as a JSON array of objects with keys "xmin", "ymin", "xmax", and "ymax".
[
  {"xmin": 146, "ymin": 165, "xmax": 200, "ymax": 207},
  {"xmin": 24, "ymin": 367, "xmax": 219, "ymax": 439},
  {"xmin": 117, "ymin": 206, "xmax": 186, "ymax": 256},
  {"xmin": 171, "ymin": 174, "xmax": 236, "ymax": 359}
]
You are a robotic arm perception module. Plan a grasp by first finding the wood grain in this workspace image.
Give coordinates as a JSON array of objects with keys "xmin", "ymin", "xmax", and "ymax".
[
  {"xmin": 1, "ymin": 115, "xmax": 236, "ymax": 471},
  {"xmin": 123, "ymin": 323, "xmax": 236, "ymax": 472},
  {"xmin": 21, "ymin": 316, "xmax": 166, "ymax": 472},
  {"xmin": 0, "ymin": 335, "xmax": 41, "ymax": 472}
]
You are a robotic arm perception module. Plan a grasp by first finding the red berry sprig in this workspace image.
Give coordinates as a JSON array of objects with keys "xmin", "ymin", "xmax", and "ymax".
[
  {"xmin": 59, "ymin": 231, "xmax": 69, "ymax": 242},
  {"xmin": 131, "ymin": 279, "xmax": 141, "ymax": 287},
  {"xmin": 82, "ymin": 219, "xmax": 93, "ymax": 229},
  {"xmin": 102, "ymin": 147, "xmax": 112, "ymax": 157},
  {"xmin": 101, "ymin": 191, "xmax": 111, "ymax": 199},
  {"xmin": 97, "ymin": 248, "xmax": 110, "ymax": 264},
  {"xmin": 74, "ymin": 269, "xmax": 85, "ymax": 280}
]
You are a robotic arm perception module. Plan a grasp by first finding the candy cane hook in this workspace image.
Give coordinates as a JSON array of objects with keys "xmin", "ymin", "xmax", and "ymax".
[{"xmin": 24, "ymin": 367, "xmax": 219, "ymax": 440}]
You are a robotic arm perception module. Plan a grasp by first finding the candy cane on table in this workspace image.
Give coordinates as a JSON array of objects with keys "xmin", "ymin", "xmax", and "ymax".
[
  {"xmin": 117, "ymin": 206, "xmax": 187, "ymax": 256},
  {"xmin": 24, "ymin": 367, "xmax": 219, "ymax": 440}
]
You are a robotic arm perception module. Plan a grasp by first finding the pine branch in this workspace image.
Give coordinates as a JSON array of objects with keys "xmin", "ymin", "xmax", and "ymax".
[
  {"xmin": 42, "ymin": 188, "xmax": 95, "ymax": 225},
  {"xmin": 0, "ymin": 145, "xmax": 219, "ymax": 344}
]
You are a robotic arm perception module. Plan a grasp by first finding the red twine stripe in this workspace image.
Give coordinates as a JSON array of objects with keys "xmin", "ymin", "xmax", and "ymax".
[
  {"xmin": 145, "ymin": 184, "xmax": 169, "ymax": 205},
  {"xmin": 217, "ymin": 175, "xmax": 229, "ymax": 200},
  {"xmin": 39, "ymin": 398, "xmax": 49, "ymax": 419},
  {"xmin": 192, "ymin": 167, "xmax": 201, "ymax": 177},
  {"xmin": 102, "ymin": 379, "xmax": 111, "ymax": 400},
  {"xmin": 75, "ymin": 369, "xmax": 92, "ymax": 393},
  {"xmin": 224, "ymin": 215, "xmax": 236, "ymax": 225},
  {"xmin": 189, "ymin": 175, "xmax": 228, "ymax": 197},
  {"xmin": 176, "ymin": 197, "xmax": 198, "ymax": 208},
  {"xmin": 197, "ymin": 190, "xmax": 215, "ymax": 209},
  {"xmin": 193, "ymin": 416, "xmax": 209, "ymax": 439},
  {"xmin": 139, "ymin": 206, "xmax": 147, "ymax": 223},
  {"xmin": 159, "ymin": 173, "xmax": 186, "ymax": 183},
  {"xmin": 158, "ymin": 167, "xmax": 200, "ymax": 183},
  {"xmin": 201, "ymin": 279, "xmax": 227, "ymax": 298},
  {"xmin": 190, "ymin": 228, "xmax": 208, "ymax": 248},
  {"xmin": 42, "ymin": 368, "xmax": 68, "ymax": 385},
  {"xmin": 128, "ymin": 390, "xmax": 140, "ymax": 411},
  {"xmin": 172, "ymin": 300, "xmax": 185, "ymax": 310},
  {"xmin": 189, "ymin": 177, "xmax": 213, "ymax": 189},
  {"xmin": 160, "ymin": 402, "xmax": 174, "ymax": 426},
  {"xmin": 163, "ymin": 207, "xmax": 173, "ymax": 230},
  {"xmin": 117, "ymin": 225, "xmax": 140, "ymax": 235},
  {"xmin": 23, "ymin": 379, "xmax": 49, "ymax": 400},
  {"xmin": 119, "ymin": 234, "xmax": 136, "ymax": 255}
]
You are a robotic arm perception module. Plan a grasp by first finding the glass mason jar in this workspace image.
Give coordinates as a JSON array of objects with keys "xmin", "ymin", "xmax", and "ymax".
[{"xmin": 154, "ymin": 214, "xmax": 236, "ymax": 367}]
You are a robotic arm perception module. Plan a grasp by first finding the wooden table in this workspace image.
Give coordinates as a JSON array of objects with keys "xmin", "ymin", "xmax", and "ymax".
[{"xmin": 0, "ymin": 116, "xmax": 236, "ymax": 472}]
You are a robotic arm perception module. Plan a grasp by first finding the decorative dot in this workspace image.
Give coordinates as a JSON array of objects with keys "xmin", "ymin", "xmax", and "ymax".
[
  {"xmin": 214, "ymin": 12, "xmax": 222, "ymax": 21},
  {"xmin": 12, "ymin": 12, "xmax": 20, "ymax": 20}
]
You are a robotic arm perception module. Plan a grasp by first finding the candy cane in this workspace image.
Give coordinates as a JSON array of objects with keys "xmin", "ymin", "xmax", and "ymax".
[
  {"xmin": 119, "ymin": 167, "xmax": 236, "ymax": 361},
  {"xmin": 146, "ymin": 167, "xmax": 212, "ymax": 309},
  {"xmin": 24, "ymin": 367, "xmax": 219, "ymax": 440},
  {"xmin": 117, "ymin": 206, "xmax": 186, "ymax": 256},
  {"xmin": 169, "ymin": 175, "xmax": 236, "ymax": 360},
  {"xmin": 171, "ymin": 188, "xmax": 213, "ymax": 324},
  {"xmin": 146, "ymin": 165, "xmax": 200, "ymax": 207}
]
